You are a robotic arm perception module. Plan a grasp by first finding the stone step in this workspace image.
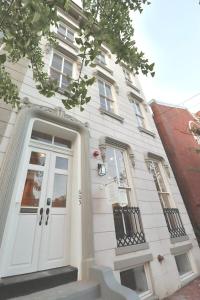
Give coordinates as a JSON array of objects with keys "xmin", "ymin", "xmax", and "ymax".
[
  {"xmin": 8, "ymin": 281, "xmax": 101, "ymax": 300},
  {"xmin": 0, "ymin": 266, "xmax": 78, "ymax": 300}
]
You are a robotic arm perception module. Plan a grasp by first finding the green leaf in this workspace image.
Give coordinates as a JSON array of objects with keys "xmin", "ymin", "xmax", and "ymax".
[{"xmin": 0, "ymin": 54, "xmax": 6, "ymax": 64}]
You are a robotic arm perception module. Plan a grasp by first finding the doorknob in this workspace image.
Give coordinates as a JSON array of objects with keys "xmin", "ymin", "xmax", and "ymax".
[
  {"xmin": 45, "ymin": 208, "xmax": 50, "ymax": 225},
  {"xmin": 39, "ymin": 208, "xmax": 43, "ymax": 226}
]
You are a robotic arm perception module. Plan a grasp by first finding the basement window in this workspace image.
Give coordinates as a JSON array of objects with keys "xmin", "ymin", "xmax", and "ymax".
[
  {"xmin": 120, "ymin": 264, "xmax": 152, "ymax": 298},
  {"xmin": 175, "ymin": 253, "xmax": 192, "ymax": 278}
]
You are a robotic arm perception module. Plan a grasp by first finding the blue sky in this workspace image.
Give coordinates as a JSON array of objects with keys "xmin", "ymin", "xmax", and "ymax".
[{"xmin": 133, "ymin": 0, "xmax": 200, "ymax": 112}]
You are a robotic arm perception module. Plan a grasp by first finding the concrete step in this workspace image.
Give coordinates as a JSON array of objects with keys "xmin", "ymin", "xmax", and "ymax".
[
  {"xmin": 8, "ymin": 281, "xmax": 101, "ymax": 300},
  {"xmin": 0, "ymin": 266, "xmax": 78, "ymax": 300}
]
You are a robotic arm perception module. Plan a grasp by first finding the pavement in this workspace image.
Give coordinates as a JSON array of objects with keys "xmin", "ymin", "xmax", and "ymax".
[{"xmin": 164, "ymin": 277, "xmax": 200, "ymax": 300}]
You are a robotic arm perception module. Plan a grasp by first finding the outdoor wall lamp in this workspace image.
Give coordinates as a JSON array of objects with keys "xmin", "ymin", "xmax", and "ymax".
[{"xmin": 98, "ymin": 163, "xmax": 106, "ymax": 176}]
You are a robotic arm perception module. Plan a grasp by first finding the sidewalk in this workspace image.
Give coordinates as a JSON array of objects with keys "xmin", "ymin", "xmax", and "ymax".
[{"xmin": 165, "ymin": 277, "xmax": 200, "ymax": 300}]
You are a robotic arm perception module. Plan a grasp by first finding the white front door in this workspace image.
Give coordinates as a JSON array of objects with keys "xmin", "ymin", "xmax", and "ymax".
[{"xmin": 3, "ymin": 146, "xmax": 72, "ymax": 277}]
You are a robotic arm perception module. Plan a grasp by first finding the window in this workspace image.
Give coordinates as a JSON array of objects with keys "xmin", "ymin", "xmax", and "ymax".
[
  {"xmin": 50, "ymin": 52, "xmax": 73, "ymax": 90},
  {"xmin": 123, "ymin": 68, "xmax": 132, "ymax": 82},
  {"xmin": 131, "ymin": 99, "xmax": 145, "ymax": 128},
  {"xmin": 57, "ymin": 23, "xmax": 74, "ymax": 42},
  {"xmin": 98, "ymin": 80, "xmax": 114, "ymax": 113},
  {"xmin": 120, "ymin": 265, "xmax": 151, "ymax": 296},
  {"xmin": 31, "ymin": 130, "xmax": 71, "ymax": 148},
  {"xmin": 147, "ymin": 160, "xmax": 171, "ymax": 208},
  {"xmin": 96, "ymin": 52, "xmax": 106, "ymax": 65},
  {"xmin": 175, "ymin": 253, "xmax": 192, "ymax": 277}
]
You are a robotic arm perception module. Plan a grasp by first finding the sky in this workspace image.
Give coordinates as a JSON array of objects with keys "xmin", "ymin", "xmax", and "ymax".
[
  {"xmin": 133, "ymin": 0, "xmax": 200, "ymax": 112},
  {"xmin": 74, "ymin": 0, "xmax": 200, "ymax": 113}
]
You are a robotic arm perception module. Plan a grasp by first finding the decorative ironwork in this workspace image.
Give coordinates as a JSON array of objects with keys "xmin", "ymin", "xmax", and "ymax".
[
  {"xmin": 163, "ymin": 208, "xmax": 187, "ymax": 238},
  {"xmin": 113, "ymin": 206, "xmax": 146, "ymax": 247}
]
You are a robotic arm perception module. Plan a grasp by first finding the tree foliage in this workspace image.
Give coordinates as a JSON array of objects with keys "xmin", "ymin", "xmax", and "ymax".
[{"xmin": 0, "ymin": 0, "xmax": 154, "ymax": 111}]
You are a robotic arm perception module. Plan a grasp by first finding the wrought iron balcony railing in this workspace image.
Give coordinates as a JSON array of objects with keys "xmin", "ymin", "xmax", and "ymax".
[
  {"xmin": 113, "ymin": 206, "xmax": 146, "ymax": 248},
  {"xmin": 163, "ymin": 208, "xmax": 187, "ymax": 238}
]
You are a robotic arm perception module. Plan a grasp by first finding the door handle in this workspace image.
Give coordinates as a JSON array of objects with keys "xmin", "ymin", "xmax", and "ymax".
[
  {"xmin": 46, "ymin": 197, "xmax": 51, "ymax": 206},
  {"xmin": 45, "ymin": 208, "xmax": 50, "ymax": 225},
  {"xmin": 39, "ymin": 208, "xmax": 43, "ymax": 226}
]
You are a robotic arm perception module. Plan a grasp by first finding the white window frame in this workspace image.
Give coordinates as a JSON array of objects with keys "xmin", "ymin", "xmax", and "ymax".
[
  {"xmin": 119, "ymin": 263, "xmax": 153, "ymax": 300},
  {"xmin": 123, "ymin": 68, "xmax": 132, "ymax": 83},
  {"xmin": 98, "ymin": 79, "xmax": 115, "ymax": 113},
  {"xmin": 174, "ymin": 252, "xmax": 193, "ymax": 281},
  {"xmin": 105, "ymin": 145, "xmax": 136, "ymax": 207},
  {"xmin": 50, "ymin": 51, "xmax": 74, "ymax": 91},
  {"xmin": 96, "ymin": 51, "xmax": 107, "ymax": 65},
  {"xmin": 147, "ymin": 159, "xmax": 174, "ymax": 209},
  {"xmin": 131, "ymin": 98, "xmax": 146, "ymax": 128},
  {"xmin": 57, "ymin": 22, "xmax": 75, "ymax": 43}
]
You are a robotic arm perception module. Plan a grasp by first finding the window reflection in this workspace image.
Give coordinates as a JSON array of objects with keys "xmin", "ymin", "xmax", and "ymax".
[
  {"xmin": 29, "ymin": 152, "xmax": 46, "ymax": 166},
  {"xmin": 52, "ymin": 174, "xmax": 67, "ymax": 207},
  {"xmin": 21, "ymin": 170, "xmax": 43, "ymax": 207}
]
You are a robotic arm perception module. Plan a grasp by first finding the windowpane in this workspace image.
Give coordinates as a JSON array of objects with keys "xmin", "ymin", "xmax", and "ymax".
[
  {"xmin": 175, "ymin": 254, "xmax": 192, "ymax": 276},
  {"xmin": 58, "ymin": 24, "xmax": 66, "ymax": 36},
  {"xmin": 31, "ymin": 130, "xmax": 52, "ymax": 144},
  {"xmin": 106, "ymin": 99, "xmax": 114, "ymax": 113},
  {"xmin": 105, "ymin": 84, "xmax": 112, "ymax": 99},
  {"xmin": 52, "ymin": 174, "xmax": 67, "ymax": 207},
  {"xmin": 21, "ymin": 170, "xmax": 43, "ymax": 207},
  {"xmin": 50, "ymin": 69, "xmax": 60, "ymax": 86},
  {"xmin": 55, "ymin": 157, "xmax": 68, "ymax": 170},
  {"xmin": 123, "ymin": 69, "xmax": 131, "ymax": 81},
  {"xmin": 106, "ymin": 147, "xmax": 128, "ymax": 187},
  {"xmin": 61, "ymin": 75, "xmax": 70, "ymax": 89},
  {"xmin": 136, "ymin": 115, "xmax": 144, "ymax": 127},
  {"xmin": 54, "ymin": 136, "xmax": 71, "ymax": 148},
  {"xmin": 115, "ymin": 149, "xmax": 128, "ymax": 186},
  {"xmin": 51, "ymin": 53, "xmax": 62, "ymax": 71},
  {"xmin": 100, "ymin": 96, "xmax": 107, "ymax": 110},
  {"xmin": 120, "ymin": 266, "xmax": 149, "ymax": 294},
  {"xmin": 97, "ymin": 53, "xmax": 106, "ymax": 65},
  {"xmin": 29, "ymin": 152, "xmax": 46, "ymax": 166},
  {"xmin": 67, "ymin": 30, "xmax": 74, "ymax": 41},
  {"xmin": 98, "ymin": 80, "xmax": 105, "ymax": 96},
  {"xmin": 63, "ymin": 60, "xmax": 72, "ymax": 76},
  {"xmin": 106, "ymin": 147, "xmax": 117, "ymax": 182}
]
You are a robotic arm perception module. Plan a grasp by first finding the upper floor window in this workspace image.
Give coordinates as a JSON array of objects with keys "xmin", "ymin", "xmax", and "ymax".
[
  {"xmin": 57, "ymin": 23, "xmax": 74, "ymax": 43},
  {"xmin": 98, "ymin": 80, "xmax": 114, "ymax": 113},
  {"xmin": 131, "ymin": 99, "xmax": 145, "ymax": 128},
  {"xmin": 50, "ymin": 52, "xmax": 73, "ymax": 91},
  {"xmin": 123, "ymin": 68, "xmax": 132, "ymax": 82},
  {"xmin": 147, "ymin": 160, "xmax": 171, "ymax": 208},
  {"xmin": 96, "ymin": 52, "xmax": 106, "ymax": 65}
]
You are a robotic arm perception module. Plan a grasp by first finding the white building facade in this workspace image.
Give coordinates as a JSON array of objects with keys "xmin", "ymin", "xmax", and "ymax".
[{"xmin": 0, "ymin": 3, "xmax": 200, "ymax": 299}]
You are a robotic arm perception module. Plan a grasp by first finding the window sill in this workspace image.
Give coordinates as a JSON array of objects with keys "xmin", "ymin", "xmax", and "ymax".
[
  {"xmin": 55, "ymin": 33, "xmax": 79, "ymax": 52},
  {"xmin": 114, "ymin": 253, "xmax": 153, "ymax": 271},
  {"xmin": 138, "ymin": 126, "xmax": 156, "ymax": 138},
  {"xmin": 126, "ymin": 80, "xmax": 140, "ymax": 94},
  {"xmin": 170, "ymin": 235, "xmax": 189, "ymax": 244},
  {"xmin": 115, "ymin": 242, "xmax": 149, "ymax": 256},
  {"xmin": 95, "ymin": 61, "xmax": 114, "ymax": 75},
  {"xmin": 180, "ymin": 272, "xmax": 198, "ymax": 288},
  {"xmin": 99, "ymin": 108, "xmax": 124, "ymax": 123}
]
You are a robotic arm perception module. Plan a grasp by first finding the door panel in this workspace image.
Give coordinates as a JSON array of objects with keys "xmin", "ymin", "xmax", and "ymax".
[
  {"xmin": 11, "ymin": 214, "xmax": 38, "ymax": 266},
  {"xmin": 38, "ymin": 153, "xmax": 70, "ymax": 270}
]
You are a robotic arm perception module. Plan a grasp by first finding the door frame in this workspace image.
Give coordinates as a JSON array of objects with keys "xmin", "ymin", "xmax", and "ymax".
[
  {"xmin": 0, "ymin": 106, "xmax": 94, "ymax": 280},
  {"xmin": 0, "ymin": 117, "xmax": 81, "ymax": 277}
]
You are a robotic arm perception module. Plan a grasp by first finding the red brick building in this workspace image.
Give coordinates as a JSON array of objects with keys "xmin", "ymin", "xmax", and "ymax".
[{"xmin": 150, "ymin": 101, "xmax": 200, "ymax": 244}]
